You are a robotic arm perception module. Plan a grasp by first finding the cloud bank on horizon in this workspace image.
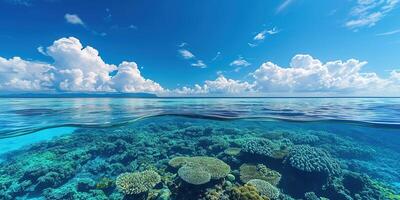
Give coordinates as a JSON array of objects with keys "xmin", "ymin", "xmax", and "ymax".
[{"xmin": 0, "ymin": 37, "xmax": 399, "ymax": 96}]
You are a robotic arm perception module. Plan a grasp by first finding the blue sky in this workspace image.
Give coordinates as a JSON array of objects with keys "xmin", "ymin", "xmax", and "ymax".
[{"xmin": 0, "ymin": 0, "xmax": 400, "ymax": 96}]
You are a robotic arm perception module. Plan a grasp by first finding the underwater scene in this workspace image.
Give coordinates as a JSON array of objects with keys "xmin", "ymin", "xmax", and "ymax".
[{"xmin": 0, "ymin": 98, "xmax": 399, "ymax": 200}]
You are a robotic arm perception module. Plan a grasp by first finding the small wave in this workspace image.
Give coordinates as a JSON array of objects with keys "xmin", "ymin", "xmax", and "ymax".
[{"xmin": 1, "ymin": 112, "xmax": 400, "ymax": 139}]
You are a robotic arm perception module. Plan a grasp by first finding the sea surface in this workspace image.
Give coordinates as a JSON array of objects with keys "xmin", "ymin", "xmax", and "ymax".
[{"xmin": 0, "ymin": 98, "xmax": 399, "ymax": 200}]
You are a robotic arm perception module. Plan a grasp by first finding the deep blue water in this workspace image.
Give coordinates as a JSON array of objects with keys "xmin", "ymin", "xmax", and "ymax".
[{"xmin": 0, "ymin": 98, "xmax": 399, "ymax": 200}]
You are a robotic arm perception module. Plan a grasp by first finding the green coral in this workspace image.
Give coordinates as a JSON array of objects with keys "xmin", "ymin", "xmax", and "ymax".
[
  {"xmin": 230, "ymin": 184, "xmax": 269, "ymax": 200},
  {"xmin": 284, "ymin": 145, "xmax": 341, "ymax": 175},
  {"xmin": 239, "ymin": 163, "xmax": 281, "ymax": 186},
  {"xmin": 168, "ymin": 156, "xmax": 189, "ymax": 168},
  {"xmin": 96, "ymin": 177, "xmax": 114, "ymax": 190},
  {"xmin": 178, "ymin": 164, "xmax": 211, "ymax": 185},
  {"xmin": 242, "ymin": 138, "xmax": 292, "ymax": 159},
  {"xmin": 247, "ymin": 179, "xmax": 280, "ymax": 199},
  {"xmin": 115, "ymin": 170, "xmax": 161, "ymax": 195},
  {"xmin": 169, "ymin": 156, "xmax": 231, "ymax": 182},
  {"xmin": 224, "ymin": 147, "xmax": 242, "ymax": 156}
]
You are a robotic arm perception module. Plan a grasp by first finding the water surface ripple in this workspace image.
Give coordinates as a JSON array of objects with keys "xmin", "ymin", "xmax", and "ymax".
[{"xmin": 1, "ymin": 98, "xmax": 399, "ymax": 138}]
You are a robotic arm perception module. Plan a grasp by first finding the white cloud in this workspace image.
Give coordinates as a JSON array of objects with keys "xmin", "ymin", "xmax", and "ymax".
[
  {"xmin": 390, "ymin": 70, "xmax": 400, "ymax": 83},
  {"xmin": 0, "ymin": 37, "xmax": 163, "ymax": 93},
  {"xmin": 254, "ymin": 31, "xmax": 267, "ymax": 41},
  {"xmin": 252, "ymin": 54, "xmax": 399, "ymax": 95},
  {"xmin": 0, "ymin": 57, "xmax": 54, "ymax": 91},
  {"xmin": 111, "ymin": 62, "xmax": 163, "ymax": 93},
  {"xmin": 178, "ymin": 42, "xmax": 187, "ymax": 48},
  {"xmin": 346, "ymin": 0, "xmax": 399, "ymax": 29},
  {"xmin": 37, "ymin": 46, "xmax": 46, "ymax": 55},
  {"xmin": 250, "ymin": 27, "xmax": 279, "ymax": 47},
  {"xmin": 1, "ymin": 38, "xmax": 399, "ymax": 96},
  {"xmin": 276, "ymin": 0, "xmax": 294, "ymax": 13},
  {"xmin": 46, "ymin": 37, "xmax": 116, "ymax": 92},
  {"xmin": 173, "ymin": 76, "xmax": 253, "ymax": 95},
  {"xmin": 211, "ymin": 51, "xmax": 221, "ymax": 61},
  {"xmin": 377, "ymin": 28, "xmax": 400, "ymax": 36},
  {"xmin": 230, "ymin": 57, "xmax": 251, "ymax": 67},
  {"xmin": 191, "ymin": 60, "xmax": 207, "ymax": 68},
  {"xmin": 64, "ymin": 14, "xmax": 85, "ymax": 26},
  {"xmin": 254, "ymin": 27, "xmax": 279, "ymax": 41},
  {"xmin": 178, "ymin": 49, "xmax": 195, "ymax": 59}
]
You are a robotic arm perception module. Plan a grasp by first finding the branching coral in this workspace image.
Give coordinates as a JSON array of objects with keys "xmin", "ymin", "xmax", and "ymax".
[
  {"xmin": 247, "ymin": 179, "xmax": 280, "ymax": 199},
  {"xmin": 115, "ymin": 170, "xmax": 161, "ymax": 195},
  {"xmin": 230, "ymin": 184, "xmax": 269, "ymax": 200}
]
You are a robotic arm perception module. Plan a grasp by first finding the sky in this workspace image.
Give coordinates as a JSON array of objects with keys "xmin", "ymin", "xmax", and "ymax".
[{"xmin": 0, "ymin": 0, "xmax": 400, "ymax": 96}]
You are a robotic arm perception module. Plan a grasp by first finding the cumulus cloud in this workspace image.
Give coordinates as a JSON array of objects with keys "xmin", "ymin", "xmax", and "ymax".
[
  {"xmin": 0, "ymin": 37, "xmax": 163, "ymax": 93},
  {"xmin": 178, "ymin": 49, "xmax": 195, "ymax": 59},
  {"xmin": 173, "ymin": 75, "xmax": 253, "ymax": 95},
  {"xmin": 1, "ymin": 39, "xmax": 399, "ymax": 96},
  {"xmin": 252, "ymin": 54, "xmax": 399, "ymax": 95},
  {"xmin": 111, "ymin": 62, "xmax": 163, "ymax": 92},
  {"xmin": 0, "ymin": 57, "xmax": 53, "ymax": 91},
  {"xmin": 346, "ymin": 0, "xmax": 399, "ymax": 29},
  {"xmin": 46, "ymin": 37, "xmax": 116, "ymax": 91},
  {"xmin": 64, "ymin": 14, "xmax": 85, "ymax": 26}
]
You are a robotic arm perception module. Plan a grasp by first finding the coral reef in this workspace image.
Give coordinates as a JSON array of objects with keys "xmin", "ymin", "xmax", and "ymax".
[
  {"xmin": 284, "ymin": 145, "xmax": 341, "ymax": 176},
  {"xmin": 247, "ymin": 179, "xmax": 280, "ymax": 199},
  {"xmin": 230, "ymin": 184, "xmax": 269, "ymax": 200},
  {"xmin": 0, "ymin": 116, "xmax": 397, "ymax": 200},
  {"xmin": 224, "ymin": 147, "xmax": 242, "ymax": 156},
  {"xmin": 239, "ymin": 163, "xmax": 281, "ymax": 186},
  {"xmin": 115, "ymin": 170, "xmax": 161, "ymax": 195},
  {"xmin": 178, "ymin": 165, "xmax": 211, "ymax": 185},
  {"xmin": 169, "ymin": 156, "xmax": 231, "ymax": 180}
]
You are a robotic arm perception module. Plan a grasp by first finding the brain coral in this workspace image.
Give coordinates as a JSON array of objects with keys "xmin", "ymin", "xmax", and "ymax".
[
  {"xmin": 115, "ymin": 170, "xmax": 161, "ymax": 195},
  {"xmin": 284, "ymin": 145, "xmax": 341, "ymax": 175},
  {"xmin": 247, "ymin": 179, "xmax": 280, "ymax": 199},
  {"xmin": 239, "ymin": 163, "xmax": 281, "ymax": 186},
  {"xmin": 177, "ymin": 165, "xmax": 211, "ymax": 185},
  {"xmin": 170, "ymin": 156, "xmax": 230, "ymax": 179}
]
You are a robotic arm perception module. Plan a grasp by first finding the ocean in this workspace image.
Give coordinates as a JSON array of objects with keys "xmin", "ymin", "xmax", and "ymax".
[{"xmin": 0, "ymin": 98, "xmax": 399, "ymax": 200}]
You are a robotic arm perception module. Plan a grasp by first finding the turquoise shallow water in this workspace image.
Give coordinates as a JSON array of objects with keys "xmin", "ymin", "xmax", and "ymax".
[{"xmin": 0, "ymin": 98, "xmax": 399, "ymax": 200}]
